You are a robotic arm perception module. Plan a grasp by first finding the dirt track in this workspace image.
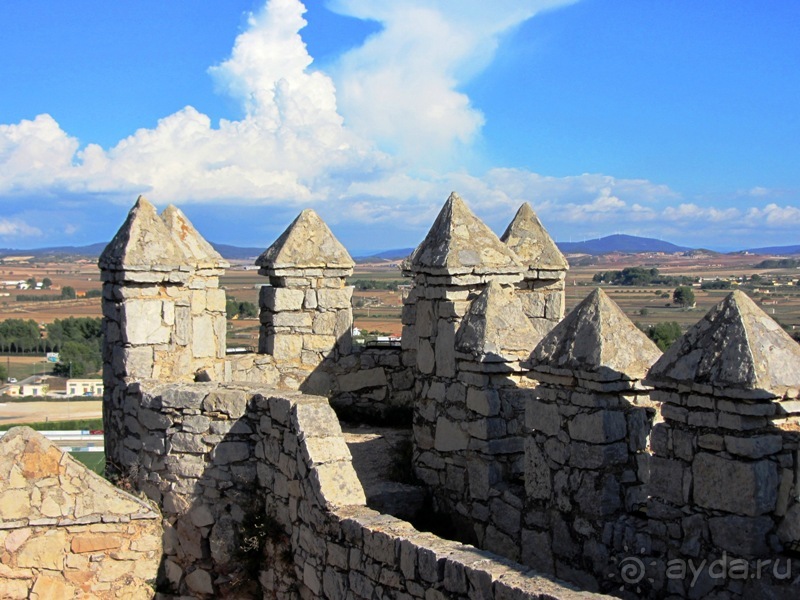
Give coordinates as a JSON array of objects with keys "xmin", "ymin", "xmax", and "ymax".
[{"xmin": 0, "ymin": 400, "xmax": 102, "ymax": 426}]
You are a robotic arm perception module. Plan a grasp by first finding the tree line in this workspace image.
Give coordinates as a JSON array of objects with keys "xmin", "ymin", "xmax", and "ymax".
[
  {"xmin": 592, "ymin": 267, "xmax": 696, "ymax": 287},
  {"xmin": 0, "ymin": 317, "xmax": 102, "ymax": 378}
]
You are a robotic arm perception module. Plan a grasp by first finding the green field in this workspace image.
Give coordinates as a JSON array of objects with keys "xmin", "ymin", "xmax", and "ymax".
[
  {"xmin": 0, "ymin": 417, "xmax": 103, "ymax": 432},
  {"xmin": 0, "ymin": 355, "xmax": 54, "ymax": 381},
  {"xmin": 70, "ymin": 451, "xmax": 105, "ymax": 475}
]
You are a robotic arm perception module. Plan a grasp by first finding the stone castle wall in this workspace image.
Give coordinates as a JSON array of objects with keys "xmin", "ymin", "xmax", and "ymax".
[
  {"xmin": 115, "ymin": 380, "xmax": 604, "ymax": 599},
  {"xmin": 93, "ymin": 193, "xmax": 800, "ymax": 599}
]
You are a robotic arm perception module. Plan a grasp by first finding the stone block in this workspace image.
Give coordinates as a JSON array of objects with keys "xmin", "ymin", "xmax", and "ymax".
[
  {"xmin": 434, "ymin": 417, "xmax": 469, "ymax": 452},
  {"xmin": 526, "ymin": 399, "xmax": 561, "ymax": 436},
  {"xmin": 693, "ymin": 452, "xmax": 778, "ymax": 516},
  {"xmin": 273, "ymin": 312, "xmax": 313, "ymax": 328},
  {"xmin": 261, "ymin": 287, "xmax": 305, "ymax": 311},
  {"xmin": 708, "ymin": 515, "xmax": 773, "ymax": 557},
  {"xmin": 417, "ymin": 339, "xmax": 435, "ymax": 374},
  {"xmin": 267, "ymin": 334, "xmax": 303, "ymax": 360},
  {"xmin": 525, "ymin": 439, "xmax": 551, "ymax": 500},
  {"xmin": 464, "ymin": 387, "xmax": 499, "ymax": 417},
  {"xmin": 169, "ymin": 432, "xmax": 206, "ymax": 454},
  {"xmin": 185, "ymin": 569, "xmax": 214, "ymax": 595},
  {"xmin": 435, "ymin": 320, "xmax": 456, "ymax": 378},
  {"xmin": 122, "ymin": 299, "xmax": 171, "ymax": 345},
  {"xmin": 191, "ymin": 314, "xmax": 217, "ymax": 358},
  {"xmin": 568, "ymin": 441, "xmax": 627, "ymax": 469},
  {"xmin": 312, "ymin": 311, "xmax": 336, "ymax": 334},
  {"xmin": 338, "ymin": 368, "xmax": 388, "ymax": 392},
  {"xmin": 724, "ymin": 434, "xmax": 783, "ymax": 459},
  {"xmin": 122, "ymin": 346, "xmax": 154, "ymax": 379},
  {"xmin": 303, "ymin": 334, "xmax": 337, "ymax": 351},
  {"xmin": 568, "ymin": 410, "xmax": 627, "ymax": 444},
  {"xmin": 202, "ymin": 389, "xmax": 248, "ymax": 418},
  {"xmin": 317, "ymin": 288, "xmax": 352, "ymax": 309},
  {"xmin": 649, "ymin": 456, "xmax": 687, "ymax": 505}
]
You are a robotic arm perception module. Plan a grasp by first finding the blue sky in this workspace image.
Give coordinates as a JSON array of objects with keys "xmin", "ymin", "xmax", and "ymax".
[{"xmin": 1, "ymin": 0, "xmax": 798, "ymax": 254}]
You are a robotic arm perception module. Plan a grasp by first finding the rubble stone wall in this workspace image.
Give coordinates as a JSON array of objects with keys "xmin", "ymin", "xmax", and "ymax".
[
  {"xmin": 0, "ymin": 427, "xmax": 162, "ymax": 600},
  {"xmin": 644, "ymin": 386, "xmax": 800, "ymax": 598},
  {"xmin": 115, "ymin": 381, "xmax": 608, "ymax": 599},
  {"xmin": 522, "ymin": 371, "xmax": 658, "ymax": 590}
]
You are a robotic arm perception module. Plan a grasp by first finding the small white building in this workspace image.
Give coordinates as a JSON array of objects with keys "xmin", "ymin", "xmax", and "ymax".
[
  {"xmin": 21, "ymin": 383, "xmax": 49, "ymax": 396},
  {"xmin": 66, "ymin": 379, "xmax": 104, "ymax": 397}
]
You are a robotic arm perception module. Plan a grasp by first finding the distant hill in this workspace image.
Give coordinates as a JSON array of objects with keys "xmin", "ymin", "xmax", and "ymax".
[
  {"xmin": 3, "ymin": 235, "xmax": 798, "ymax": 263},
  {"xmin": 210, "ymin": 243, "xmax": 264, "ymax": 260},
  {"xmin": 556, "ymin": 234, "xmax": 691, "ymax": 255},
  {"xmin": 355, "ymin": 248, "xmax": 415, "ymax": 263},
  {"xmin": 0, "ymin": 242, "xmax": 264, "ymax": 261},
  {"xmin": 0, "ymin": 242, "xmax": 108, "ymax": 258},
  {"xmin": 742, "ymin": 244, "xmax": 800, "ymax": 255}
]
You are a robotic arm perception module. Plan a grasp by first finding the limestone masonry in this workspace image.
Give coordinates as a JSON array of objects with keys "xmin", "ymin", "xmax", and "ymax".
[{"xmin": 2, "ymin": 192, "xmax": 798, "ymax": 599}]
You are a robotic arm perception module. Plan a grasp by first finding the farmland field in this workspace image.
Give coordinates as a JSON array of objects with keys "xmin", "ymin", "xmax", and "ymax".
[{"xmin": 2, "ymin": 251, "xmax": 799, "ymax": 354}]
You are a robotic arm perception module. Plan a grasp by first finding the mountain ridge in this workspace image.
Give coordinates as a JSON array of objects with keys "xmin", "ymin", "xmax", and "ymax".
[{"xmin": 1, "ymin": 234, "xmax": 799, "ymax": 261}]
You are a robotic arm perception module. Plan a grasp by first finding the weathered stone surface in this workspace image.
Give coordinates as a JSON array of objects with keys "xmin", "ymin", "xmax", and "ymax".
[
  {"xmin": 256, "ymin": 209, "xmax": 354, "ymax": 270},
  {"xmin": 568, "ymin": 411, "xmax": 627, "ymax": 444},
  {"xmin": 338, "ymin": 368, "xmax": 388, "ymax": 392},
  {"xmin": 434, "ymin": 418, "xmax": 469, "ymax": 452},
  {"xmin": 693, "ymin": 452, "xmax": 778, "ymax": 515},
  {"xmin": 646, "ymin": 290, "xmax": 800, "ymax": 397},
  {"xmin": 408, "ymin": 192, "xmax": 522, "ymax": 274},
  {"xmin": 0, "ymin": 427, "xmax": 159, "ymax": 525},
  {"xmin": 455, "ymin": 280, "xmax": 538, "ymax": 360},
  {"xmin": 500, "ymin": 202, "xmax": 568, "ymax": 271},
  {"xmin": 708, "ymin": 515, "xmax": 773, "ymax": 556},
  {"xmin": 99, "ymin": 195, "xmax": 185, "ymax": 272},
  {"xmin": 531, "ymin": 288, "xmax": 661, "ymax": 381},
  {"xmin": 161, "ymin": 204, "xmax": 228, "ymax": 269},
  {"xmin": 185, "ymin": 568, "xmax": 214, "ymax": 595},
  {"xmin": 122, "ymin": 299, "xmax": 171, "ymax": 345},
  {"xmin": 261, "ymin": 287, "xmax": 305, "ymax": 312}
]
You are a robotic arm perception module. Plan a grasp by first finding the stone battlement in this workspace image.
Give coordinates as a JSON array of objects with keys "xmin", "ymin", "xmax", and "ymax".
[{"xmin": 24, "ymin": 191, "xmax": 798, "ymax": 598}]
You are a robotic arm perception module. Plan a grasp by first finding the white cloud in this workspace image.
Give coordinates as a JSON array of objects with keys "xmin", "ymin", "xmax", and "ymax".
[
  {"xmin": 329, "ymin": 0, "xmax": 576, "ymax": 165},
  {"xmin": 746, "ymin": 203, "xmax": 800, "ymax": 226},
  {"xmin": 0, "ymin": 218, "xmax": 42, "ymax": 238},
  {"xmin": 0, "ymin": 0, "xmax": 388, "ymax": 207}
]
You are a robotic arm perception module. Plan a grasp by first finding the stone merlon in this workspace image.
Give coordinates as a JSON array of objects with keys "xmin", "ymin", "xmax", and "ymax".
[
  {"xmin": 255, "ymin": 208, "xmax": 354, "ymax": 272},
  {"xmin": 407, "ymin": 192, "xmax": 522, "ymax": 275},
  {"xmin": 645, "ymin": 289, "xmax": 800, "ymax": 399},
  {"xmin": 530, "ymin": 287, "xmax": 662, "ymax": 381},
  {"xmin": 455, "ymin": 280, "xmax": 536, "ymax": 361},
  {"xmin": 500, "ymin": 202, "xmax": 568, "ymax": 272},
  {"xmin": 99, "ymin": 195, "xmax": 186, "ymax": 273},
  {"xmin": 161, "ymin": 204, "xmax": 228, "ymax": 269}
]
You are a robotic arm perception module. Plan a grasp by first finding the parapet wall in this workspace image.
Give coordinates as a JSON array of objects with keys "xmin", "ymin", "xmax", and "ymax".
[{"xmin": 116, "ymin": 380, "xmax": 606, "ymax": 599}]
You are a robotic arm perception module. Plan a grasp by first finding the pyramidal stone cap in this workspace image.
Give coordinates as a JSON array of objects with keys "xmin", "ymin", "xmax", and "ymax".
[
  {"xmin": 408, "ymin": 192, "xmax": 522, "ymax": 275},
  {"xmin": 256, "ymin": 209, "xmax": 354, "ymax": 271},
  {"xmin": 531, "ymin": 287, "xmax": 662, "ymax": 381},
  {"xmin": 161, "ymin": 204, "xmax": 229, "ymax": 269},
  {"xmin": 645, "ymin": 290, "xmax": 800, "ymax": 399},
  {"xmin": 501, "ymin": 202, "xmax": 568, "ymax": 271},
  {"xmin": 99, "ymin": 195, "xmax": 185, "ymax": 272},
  {"xmin": 455, "ymin": 280, "xmax": 537, "ymax": 361}
]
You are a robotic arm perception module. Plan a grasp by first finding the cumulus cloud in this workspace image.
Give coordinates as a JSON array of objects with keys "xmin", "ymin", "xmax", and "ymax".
[
  {"xmin": 0, "ymin": 218, "xmax": 42, "ymax": 238},
  {"xmin": 0, "ymin": 0, "xmax": 388, "ymax": 207},
  {"xmin": 745, "ymin": 203, "xmax": 800, "ymax": 226},
  {"xmin": 329, "ymin": 0, "xmax": 576, "ymax": 164}
]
